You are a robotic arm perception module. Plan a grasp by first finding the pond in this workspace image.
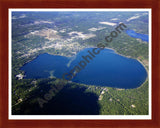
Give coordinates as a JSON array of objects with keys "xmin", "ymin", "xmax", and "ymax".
[{"xmin": 126, "ymin": 30, "xmax": 149, "ymax": 42}]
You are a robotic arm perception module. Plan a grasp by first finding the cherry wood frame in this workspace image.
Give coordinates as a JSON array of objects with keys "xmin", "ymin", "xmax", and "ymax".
[{"xmin": 0, "ymin": 0, "xmax": 160, "ymax": 128}]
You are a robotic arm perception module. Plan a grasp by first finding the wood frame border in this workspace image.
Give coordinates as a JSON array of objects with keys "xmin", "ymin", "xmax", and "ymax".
[{"xmin": 0, "ymin": 0, "xmax": 160, "ymax": 128}]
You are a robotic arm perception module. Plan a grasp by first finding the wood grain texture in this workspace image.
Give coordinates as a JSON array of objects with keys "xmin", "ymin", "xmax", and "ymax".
[{"xmin": 0, "ymin": 0, "xmax": 160, "ymax": 128}]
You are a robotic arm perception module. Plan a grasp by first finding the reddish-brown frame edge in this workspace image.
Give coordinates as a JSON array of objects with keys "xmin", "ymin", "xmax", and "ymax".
[{"xmin": 0, "ymin": 0, "xmax": 159, "ymax": 128}]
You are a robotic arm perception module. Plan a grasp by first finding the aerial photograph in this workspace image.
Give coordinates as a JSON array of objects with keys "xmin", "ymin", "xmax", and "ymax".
[{"xmin": 10, "ymin": 9, "xmax": 150, "ymax": 116}]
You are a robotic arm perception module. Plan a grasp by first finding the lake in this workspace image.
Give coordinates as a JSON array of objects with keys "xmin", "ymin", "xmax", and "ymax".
[
  {"xmin": 21, "ymin": 48, "xmax": 147, "ymax": 89},
  {"xmin": 126, "ymin": 30, "xmax": 149, "ymax": 42}
]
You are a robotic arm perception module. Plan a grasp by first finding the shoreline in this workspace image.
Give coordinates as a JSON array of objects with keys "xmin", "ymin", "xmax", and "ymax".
[
  {"xmin": 104, "ymin": 47, "xmax": 148, "ymax": 71},
  {"xmin": 103, "ymin": 46, "xmax": 149, "ymax": 89},
  {"xmin": 20, "ymin": 46, "xmax": 149, "ymax": 90}
]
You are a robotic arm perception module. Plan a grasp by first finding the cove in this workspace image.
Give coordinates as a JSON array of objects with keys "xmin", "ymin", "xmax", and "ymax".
[
  {"xmin": 21, "ymin": 48, "xmax": 147, "ymax": 89},
  {"xmin": 126, "ymin": 30, "xmax": 149, "ymax": 42}
]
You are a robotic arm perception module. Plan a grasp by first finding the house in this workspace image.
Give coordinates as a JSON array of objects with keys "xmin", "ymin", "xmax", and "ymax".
[{"xmin": 16, "ymin": 74, "xmax": 24, "ymax": 80}]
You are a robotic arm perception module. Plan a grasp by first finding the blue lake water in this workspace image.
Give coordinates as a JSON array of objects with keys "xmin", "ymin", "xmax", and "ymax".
[
  {"xmin": 21, "ymin": 48, "xmax": 147, "ymax": 89},
  {"xmin": 126, "ymin": 30, "xmax": 149, "ymax": 42}
]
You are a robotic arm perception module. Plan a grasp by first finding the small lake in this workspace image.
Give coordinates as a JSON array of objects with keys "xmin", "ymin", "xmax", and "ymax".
[
  {"xmin": 21, "ymin": 48, "xmax": 147, "ymax": 89},
  {"xmin": 126, "ymin": 30, "xmax": 149, "ymax": 42}
]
